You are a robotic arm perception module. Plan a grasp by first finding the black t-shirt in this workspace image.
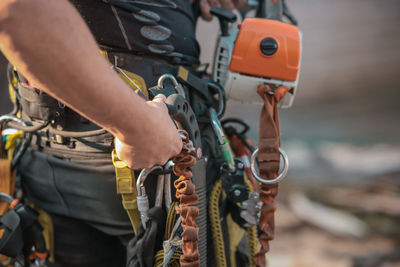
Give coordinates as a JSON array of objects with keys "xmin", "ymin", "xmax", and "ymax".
[{"xmin": 70, "ymin": 0, "xmax": 200, "ymax": 65}]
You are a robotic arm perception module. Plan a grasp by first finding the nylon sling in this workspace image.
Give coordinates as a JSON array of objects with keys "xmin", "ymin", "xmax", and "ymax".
[{"xmin": 254, "ymin": 84, "xmax": 290, "ymax": 267}]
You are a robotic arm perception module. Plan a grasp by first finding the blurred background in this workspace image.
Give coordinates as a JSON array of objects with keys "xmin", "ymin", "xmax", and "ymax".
[{"xmin": 1, "ymin": 0, "xmax": 399, "ymax": 266}]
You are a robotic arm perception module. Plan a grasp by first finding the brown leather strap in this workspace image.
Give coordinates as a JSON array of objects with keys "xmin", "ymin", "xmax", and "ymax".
[{"xmin": 254, "ymin": 84, "xmax": 290, "ymax": 267}]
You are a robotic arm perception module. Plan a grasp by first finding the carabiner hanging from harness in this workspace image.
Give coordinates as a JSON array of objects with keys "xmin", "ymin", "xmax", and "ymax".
[
  {"xmin": 136, "ymin": 165, "xmax": 163, "ymax": 230},
  {"xmin": 157, "ymin": 74, "xmax": 186, "ymax": 98},
  {"xmin": 163, "ymin": 161, "xmax": 175, "ymax": 212}
]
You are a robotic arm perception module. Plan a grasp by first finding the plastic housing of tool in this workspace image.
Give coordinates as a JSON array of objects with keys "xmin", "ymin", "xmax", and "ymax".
[{"xmin": 223, "ymin": 18, "xmax": 302, "ymax": 108}]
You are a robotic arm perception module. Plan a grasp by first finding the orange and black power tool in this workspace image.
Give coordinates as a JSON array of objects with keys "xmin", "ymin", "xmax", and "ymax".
[{"xmin": 211, "ymin": 5, "xmax": 302, "ymax": 108}]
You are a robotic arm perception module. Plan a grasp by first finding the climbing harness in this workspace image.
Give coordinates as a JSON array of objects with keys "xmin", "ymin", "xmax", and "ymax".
[{"xmin": 0, "ymin": 1, "xmax": 301, "ymax": 265}]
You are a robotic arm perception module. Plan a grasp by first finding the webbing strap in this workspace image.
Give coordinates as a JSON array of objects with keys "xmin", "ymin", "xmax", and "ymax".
[
  {"xmin": 0, "ymin": 159, "xmax": 15, "ymax": 215},
  {"xmin": 112, "ymin": 150, "xmax": 140, "ymax": 234},
  {"xmin": 254, "ymin": 84, "xmax": 290, "ymax": 267},
  {"xmin": 100, "ymin": 50, "xmax": 149, "ymax": 98}
]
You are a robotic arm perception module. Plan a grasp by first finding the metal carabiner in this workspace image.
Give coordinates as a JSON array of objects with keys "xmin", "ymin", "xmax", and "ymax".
[
  {"xmin": 163, "ymin": 161, "xmax": 175, "ymax": 212},
  {"xmin": 209, "ymin": 107, "xmax": 235, "ymax": 171},
  {"xmin": 250, "ymin": 147, "xmax": 289, "ymax": 184},
  {"xmin": 157, "ymin": 74, "xmax": 186, "ymax": 98},
  {"xmin": 136, "ymin": 165, "xmax": 163, "ymax": 229}
]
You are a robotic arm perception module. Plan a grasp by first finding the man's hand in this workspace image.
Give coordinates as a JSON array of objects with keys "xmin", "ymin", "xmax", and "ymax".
[
  {"xmin": 115, "ymin": 94, "xmax": 182, "ymax": 169},
  {"xmin": 0, "ymin": 0, "xmax": 183, "ymax": 170},
  {"xmin": 198, "ymin": 0, "xmax": 248, "ymax": 21}
]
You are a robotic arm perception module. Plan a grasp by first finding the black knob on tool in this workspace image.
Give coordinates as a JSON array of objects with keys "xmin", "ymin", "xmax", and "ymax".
[
  {"xmin": 210, "ymin": 8, "xmax": 237, "ymax": 36},
  {"xmin": 260, "ymin": 37, "xmax": 278, "ymax": 56}
]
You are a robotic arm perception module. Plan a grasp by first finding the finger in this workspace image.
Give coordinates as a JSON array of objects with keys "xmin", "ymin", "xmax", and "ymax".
[
  {"xmin": 200, "ymin": 0, "xmax": 213, "ymax": 21},
  {"xmin": 152, "ymin": 94, "xmax": 167, "ymax": 103},
  {"xmin": 233, "ymin": 0, "xmax": 248, "ymax": 10},
  {"xmin": 209, "ymin": 0, "xmax": 220, "ymax": 7},
  {"xmin": 173, "ymin": 134, "xmax": 183, "ymax": 155},
  {"xmin": 219, "ymin": 0, "xmax": 235, "ymax": 10}
]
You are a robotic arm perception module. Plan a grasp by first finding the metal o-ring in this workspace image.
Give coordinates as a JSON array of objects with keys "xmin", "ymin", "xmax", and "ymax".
[{"xmin": 250, "ymin": 148, "xmax": 289, "ymax": 185}]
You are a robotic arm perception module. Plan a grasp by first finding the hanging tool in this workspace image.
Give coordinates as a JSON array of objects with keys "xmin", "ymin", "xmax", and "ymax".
[{"xmin": 211, "ymin": 7, "xmax": 302, "ymax": 108}]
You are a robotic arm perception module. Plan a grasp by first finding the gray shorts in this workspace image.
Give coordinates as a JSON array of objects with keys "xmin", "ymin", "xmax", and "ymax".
[{"xmin": 19, "ymin": 148, "xmax": 133, "ymax": 236}]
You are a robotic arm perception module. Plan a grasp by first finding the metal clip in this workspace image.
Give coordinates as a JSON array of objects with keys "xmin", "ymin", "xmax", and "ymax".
[
  {"xmin": 240, "ymin": 192, "xmax": 261, "ymax": 226},
  {"xmin": 163, "ymin": 161, "xmax": 175, "ymax": 211},
  {"xmin": 182, "ymin": 140, "xmax": 195, "ymax": 154},
  {"xmin": 250, "ymin": 147, "xmax": 289, "ymax": 184},
  {"xmin": 157, "ymin": 74, "xmax": 185, "ymax": 98},
  {"xmin": 162, "ymin": 216, "xmax": 183, "ymax": 267},
  {"xmin": 162, "ymin": 236, "xmax": 183, "ymax": 267},
  {"xmin": 136, "ymin": 165, "xmax": 163, "ymax": 229}
]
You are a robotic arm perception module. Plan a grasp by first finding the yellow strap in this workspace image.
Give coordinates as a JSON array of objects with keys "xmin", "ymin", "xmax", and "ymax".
[
  {"xmin": 117, "ymin": 69, "xmax": 149, "ymax": 98},
  {"xmin": 112, "ymin": 149, "xmax": 140, "ymax": 234},
  {"xmin": 177, "ymin": 66, "xmax": 189, "ymax": 82},
  {"xmin": 8, "ymin": 67, "xmax": 18, "ymax": 104},
  {"xmin": 100, "ymin": 50, "xmax": 149, "ymax": 97},
  {"xmin": 226, "ymin": 213, "xmax": 245, "ymax": 267},
  {"xmin": 28, "ymin": 204, "xmax": 55, "ymax": 263},
  {"xmin": 5, "ymin": 131, "xmax": 22, "ymax": 161},
  {"xmin": 102, "ymin": 48, "xmax": 150, "ymax": 234},
  {"xmin": 209, "ymin": 180, "xmax": 228, "ymax": 267}
]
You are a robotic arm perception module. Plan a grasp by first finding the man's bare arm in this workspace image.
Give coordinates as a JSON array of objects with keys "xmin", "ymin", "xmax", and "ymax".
[{"xmin": 0, "ymin": 0, "xmax": 182, "ymax": 168}]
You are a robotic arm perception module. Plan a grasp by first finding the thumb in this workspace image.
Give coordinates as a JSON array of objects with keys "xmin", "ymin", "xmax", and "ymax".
[
  {"xmin": 152, "ymin": 94, "xmax": 167, "ymax": 103},
  {"xmin": 200, "ymin": 0, "xmax": 213, "ymax": 21}
]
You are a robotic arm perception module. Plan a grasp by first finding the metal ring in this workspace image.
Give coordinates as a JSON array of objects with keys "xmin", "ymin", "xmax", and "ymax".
[
  {"xmin": 157, "ymin": 74, "xmax": 186, "ymax": 98},
  {"xmin": 157, "ymin": 74, "xmax": 178, "ymax": 88},
  {"xmin": 250, "ymin": 147, "xmax": 289, "ymax": 184}
]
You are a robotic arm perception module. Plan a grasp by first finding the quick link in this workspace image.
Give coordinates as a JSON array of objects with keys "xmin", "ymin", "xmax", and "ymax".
[{"xmin": 209, "ymin": 107, "xmax": 235, "ymax": 171}]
